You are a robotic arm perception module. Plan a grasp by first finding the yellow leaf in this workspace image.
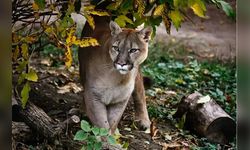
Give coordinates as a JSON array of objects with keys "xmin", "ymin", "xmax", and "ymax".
[
  {"xmin": 106, "ymin": 0, "xmax": 123, "ymax": 10},
  {"xmin": 65, "ymin": 45, "xmax": 72, "ymax": 68},
  {"xmin": 114, "ymin": 15, "xmax": 133, "ymax": 28},
  {"xmin": 25, "ymin": 69, "xmax": 38, "ymax": 82},
  {"xmin": 32, "ymin": 2, "xmax": 39, "ymax": 11},
  {"xmin": 84, "ymin": 14, "xmax": 95, "ymax": 30},
  {"xmin": 188, "ymin": 0, "xmax": 206, "ymax": 18},
  {"xmin": 89, "ymin": 10, "xmax": 109, "ymax": 16},
  {"xmin": 66, "ymin": 27, "xmax": 76, "ymax": 45},
  {"xmin": 44, "ymin": 27, "xmax": 53, "ymax": 34},
  {"xmin": 25, "ymin": 36, "xmax": 37, "ymax": 44},
  {"xmin": 77, "ymin": 38, "xmax": 99, "ymax": 47},
  {"xmin": 153, "ymin": 4, "xmax": 165, "ymax": 16},
  {"xmin": 13, "ymin": 45, "xmax": 20, "ymax": 61},
  {"xmin": 21, "ymin": 82, "xmax": 31, "ymax": 108},
  {"xmin": 169, "ymin": 10, "xmax": 184, "ymax": 30},
  {"xmin": 66, "ymin": 37, "xmax": 71, "ymax": 45},
  {"xmin": 84, "ymin": 5, "xmax": 96, "ymax": 11},
  {"xmin": 175, "ymin": 78, "xmax": 186, "ymax": 85},
  {"xmin": 149, "ymin": 0, "xmax": 155, "ymax": 4},
  {"xmin": 135, "ymin": 0, "xmax": 145, "ymax": 17},
  {"xmin": 21, "ymin": 43, "xmax": 29, "ymax": 59},
  {"xmin": 72, "ymin": 36, "xmax": 76, "ymax": 43},
  {"xmin": 12, "ymin": 32, "xmax": 20, "ymax": 43},
  {"xmin": 68, "ymin": 27, "xmax": 76, "ymax": 36}
]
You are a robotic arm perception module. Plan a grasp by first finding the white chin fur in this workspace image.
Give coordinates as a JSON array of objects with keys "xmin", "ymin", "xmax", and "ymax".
[{"xmin": 119, "ymin": 70, "xmax": 128, "ymax": 74}]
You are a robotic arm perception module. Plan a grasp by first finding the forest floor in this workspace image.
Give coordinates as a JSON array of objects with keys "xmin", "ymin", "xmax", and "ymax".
[
  {"xmin": 13, "ymin": 3, "xmax": 236, "ymax": 150},
  {"xmin": 155, "ymin": 3, "xmax": 236, "ymax": 63}
]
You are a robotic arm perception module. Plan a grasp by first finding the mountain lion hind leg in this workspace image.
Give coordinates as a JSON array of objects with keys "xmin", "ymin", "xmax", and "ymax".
[{"xmin": 132, "ymin": 71, "xmax": 151, "ymax": 129}]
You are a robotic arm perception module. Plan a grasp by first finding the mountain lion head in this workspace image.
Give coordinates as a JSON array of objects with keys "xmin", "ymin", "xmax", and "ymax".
[{"xmin": 109, "ymin": 21, "xmax": 152, "ymax": 74}]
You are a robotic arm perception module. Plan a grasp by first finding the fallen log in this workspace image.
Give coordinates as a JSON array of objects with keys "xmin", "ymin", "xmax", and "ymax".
[
  {"xmin": 12, "ymin": 95, "xmax": 63, "ymax": 141},
  {"xmin": 12, "ymin": 92, "xmax": 123, "ymax": 150},
  {"xmin": 174, "ymin": 92, "xmax": 236, "ymax": 144}
]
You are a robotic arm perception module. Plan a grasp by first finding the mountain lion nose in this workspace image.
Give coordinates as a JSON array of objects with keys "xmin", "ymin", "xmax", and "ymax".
[{"xmin": 117, "ymin": 62, "xmax": 127, "ymax": 66}]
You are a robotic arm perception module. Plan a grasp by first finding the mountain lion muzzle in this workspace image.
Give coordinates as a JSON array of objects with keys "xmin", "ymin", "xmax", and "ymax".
[{"xmin": 78, "ymin": 17, "xmax": 152, "ymax": 134}]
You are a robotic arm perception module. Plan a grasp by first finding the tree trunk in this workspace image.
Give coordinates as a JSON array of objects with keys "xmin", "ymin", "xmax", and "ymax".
[{"xmin": 174, "ymin": 92, "xmax": 236, "ymax": 144}]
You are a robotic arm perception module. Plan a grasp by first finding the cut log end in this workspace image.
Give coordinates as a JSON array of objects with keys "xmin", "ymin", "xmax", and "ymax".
[
  {"xmin": 206, "ymin": 117, "xmax": 236, "ymax": 144},
  {"xmin": 175, "ymin": 92, "xmax": 236, "ymax": 144}
]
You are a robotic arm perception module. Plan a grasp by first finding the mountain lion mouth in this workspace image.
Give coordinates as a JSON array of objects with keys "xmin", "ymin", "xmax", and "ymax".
[{"xmin": 118, "ymin": 69, "xmax": 128, "ymax": 74}]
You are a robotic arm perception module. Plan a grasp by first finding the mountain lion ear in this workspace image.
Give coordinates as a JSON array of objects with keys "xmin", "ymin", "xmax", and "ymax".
[
  {"xmin": 110, "ymin": 21, "xmax": 122, "ymax": 36},
  {"xmin": 138, "ymin": 26, "xmax": 152, "ymax": 42}
]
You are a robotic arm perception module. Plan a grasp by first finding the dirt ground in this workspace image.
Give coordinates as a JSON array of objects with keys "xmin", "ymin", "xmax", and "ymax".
[{"xmin": 155, "ymin": 4, "xmax": 236, "ymax": 62}]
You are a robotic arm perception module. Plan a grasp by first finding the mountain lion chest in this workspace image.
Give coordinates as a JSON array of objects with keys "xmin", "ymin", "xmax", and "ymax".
[{"xmin": 90, "ymin": 71, "xmax": 136, "ymax": 105}]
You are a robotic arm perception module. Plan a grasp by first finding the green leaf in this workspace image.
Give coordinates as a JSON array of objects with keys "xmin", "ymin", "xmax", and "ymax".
[
  {"xmin": 25, "ymin": 69, "xmax": 38, "ymax": 82},
  {"xmin": 34, "ymin": 0, "xmax": 46, "ymax": 10},
  {"xmin": 169, "ymin": 10, "xmax": 184, "ymax": 30},
  {"xmin": 21, "ymin": 82, "xmax": 31, "ymax": 108},
  {"xmin": 88, "ymin": 135, "xmax": 97, "ymax": 142},
  {"xmin": 99, "ymin": 128, "xmax": 109, "ymax": 136},
  {"xmin": 107, "ymin": 136, "xmax": 116, "ymax": 145},
  {"xmin": 74, "ymin": 130, "xmax": 88, "ymax": 141},
  {"xmin": 17, "ymin": 60, "xmax": 28, "ymax": 72},
  {"xmin": 122, "ymin": 141, "xmax": 129, "ymax": 149},
  {"xmin": 92, "ymin": 127, "xmax": 100, "ymax": 136},
  {"xmin": 176, "ymin": 112, "xmax": 186, "ymax": 129},
  {"xmin": 94, "ymin": 142, "xmax": 102, "ymax": 150},
  {"xmin": 81, "ymin": 120, "xmax": 91, "ymax": 132},
  {"xmin": 218, "ymin": 1, "xmax": 235, "ymax": 18},
  {"xmin": 173, "ymin": 0, "xmax": 188, "ymax": 8},
  {"xmin": 216, "ymin": 88, "xmax": 223, "ymax": 96},
  {"xmin": 159, "ymin": 0, "xmax": 168, "ymax": 4},
  {"xmin": 18, "ymin": 73, "xmax": 26, "ymax": 85},
  {"xmin": 87, "ymin": 143, "xmax": 93, "ymax": 150},
  {"xmin": 120, "ymin": 0, "xmax": 133, "ymax": 11}
]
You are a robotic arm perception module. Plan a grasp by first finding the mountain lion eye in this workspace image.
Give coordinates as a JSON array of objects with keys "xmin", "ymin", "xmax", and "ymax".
[
  {"xmin": 112, "ymin": 46, "xmax": 119, "ymax": 52},
  {"xmin": 129, "ymin": 48, "xmax": 139, "ymax": 53}
]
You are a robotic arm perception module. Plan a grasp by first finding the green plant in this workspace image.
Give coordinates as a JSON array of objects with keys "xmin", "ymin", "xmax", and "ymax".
[
  {"xmin": 12, "ymin": 0, "xmax": 235, "ymax": 108},
  {"xmin": 74, "ymin": 120, "xmax": 116, "ymax": 150},
  {"xmin": 142, "ymin": 42, "xmax": 236, "ymax": 117}
]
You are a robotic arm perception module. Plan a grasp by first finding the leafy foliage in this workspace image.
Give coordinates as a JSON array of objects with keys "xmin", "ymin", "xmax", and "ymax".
[
  {"xmin": 74, "ymin": 120, "xmax": 117, "ymax": 150},
  {"xmin": 210, "ymin": 0, "xmax": 236, "ymax": 19},
  {"xmin": 12, "ymin": 0, "xmax": 235, "ymax": 114},
  {"xmin": 143, "ymin": 42, "xmax": 236, "ymax": 118},
  {"xmin": 143, "ymin": 42, "xmax": 236, "ymax": 149}
]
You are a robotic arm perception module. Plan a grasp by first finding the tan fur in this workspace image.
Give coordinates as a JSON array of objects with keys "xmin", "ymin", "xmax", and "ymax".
[{"xmin": 78, "ymin": 16, "xmax": 151, "ymax": 134}]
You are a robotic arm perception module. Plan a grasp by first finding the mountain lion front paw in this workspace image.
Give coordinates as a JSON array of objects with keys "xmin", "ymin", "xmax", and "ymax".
[{"xmin": 134, "ymin": 118, "xmax": 151, "ymax": 130}]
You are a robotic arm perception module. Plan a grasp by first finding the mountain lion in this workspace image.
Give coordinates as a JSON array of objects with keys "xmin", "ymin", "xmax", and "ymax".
[{"xmin": 78, "ymin": 16, "xmax": 151, "ymax": 134}]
